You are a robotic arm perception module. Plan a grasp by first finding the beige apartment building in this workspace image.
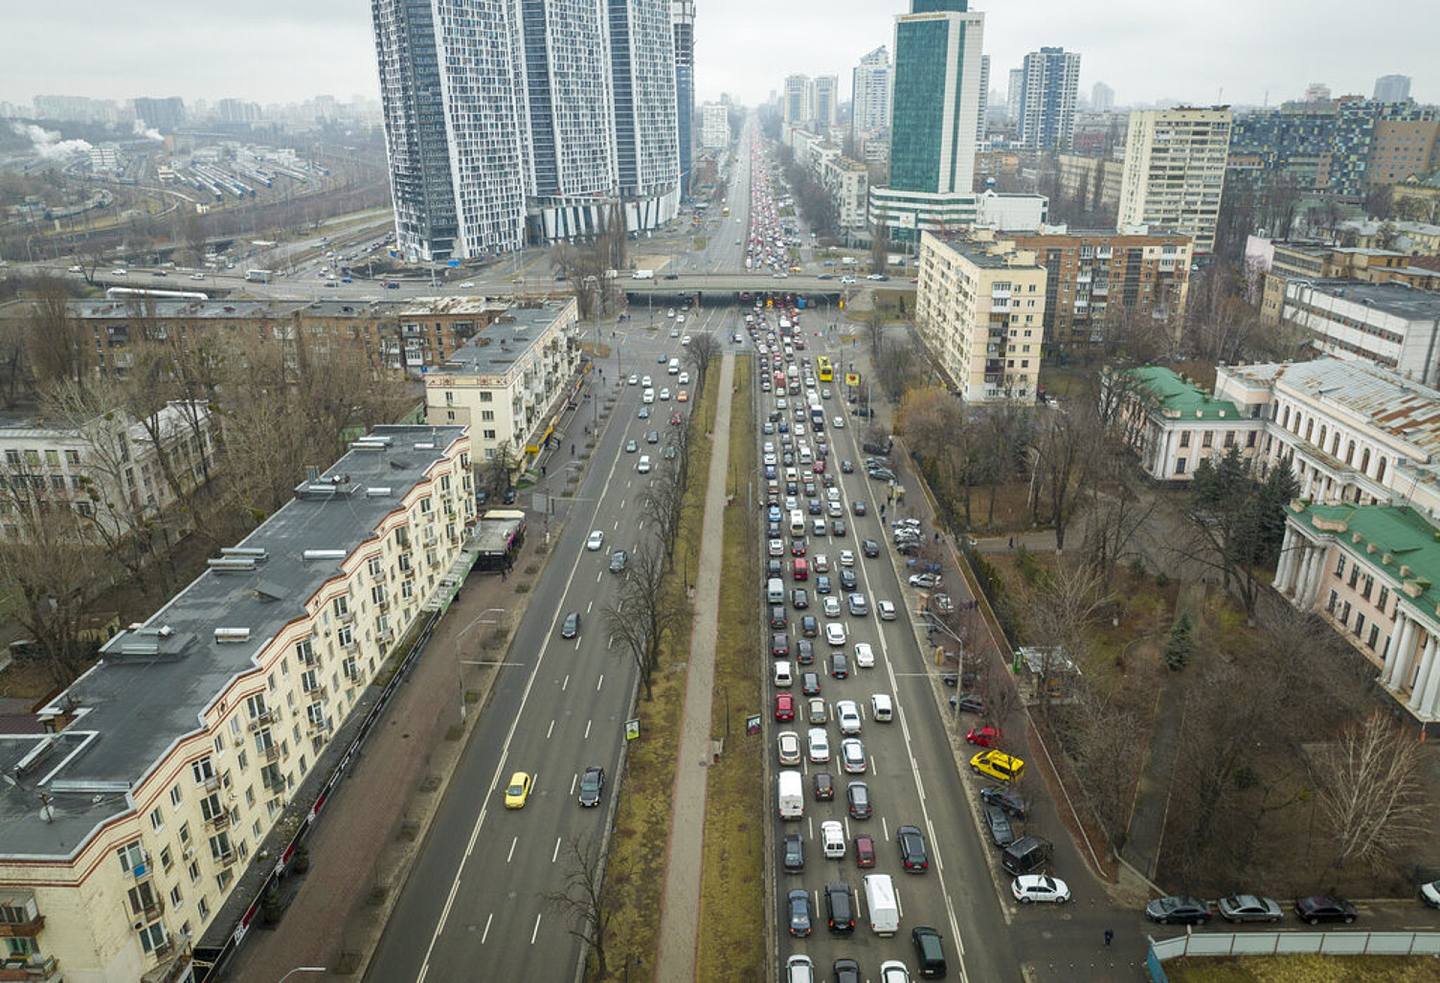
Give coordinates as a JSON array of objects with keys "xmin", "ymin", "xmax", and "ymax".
[
  {"xmin": 1117, "ymin": 106, "xmax": 1233, "ymax": 254},
  {"xmin": 0, "ymin": 425, "xmax": 473, "ymax": 982},
  {"xmin": 424, "ymin": 300, "xmax": 581, "ymax": 466},
  {"xmin": 914, "ymin": 231, "xmax": 1047, "ymax": 404}
]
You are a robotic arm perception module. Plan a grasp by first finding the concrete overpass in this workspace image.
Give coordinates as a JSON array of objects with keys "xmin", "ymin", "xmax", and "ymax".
[{"xmin": 620, "ymin": 272, "xmax": 915, "ymax": 304}]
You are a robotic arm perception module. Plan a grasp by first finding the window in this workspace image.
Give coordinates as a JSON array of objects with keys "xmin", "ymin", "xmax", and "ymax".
[
  {"xmin": 169, "ymin": 884, "xmax": 183, "ymax": 907},
  {"xmin": 192, "ymin": 757, "xmax": 215, "ymax": 784},
  {"xmin": 159, "ymin": 845, "xmax": 173, "ymax": 871},
  {"xmin": 1354, "ymin": 613, "xmax": 1366, "ymax": 637},
  {"xmin": 1246, "ymin": 431, "xmax": 1257, "ymax": 448},
  {"xmin": 261, "ymin": 762, "xmax": 282, "ymax": 791},
  {"xmin": 483, "ymin": 429, "xmax": 497, "ymax": 440},
  {"xmin": 1179, "ymin": 431, "xmax": 1190, "ymax": 448},
  {"xmin": 127, "ymin": 880, "xmax": 159, "ymax": 916},
  {"xmin": 371, "ymin": 585, "xmax": 386, "ymax": 605},
  {"xmin": 479, "ymin": 391, "xmax": 493, "ymax": 403},
  {"xmin": 1327, "ymin": 589, "xmax": 1338, "ymax": 613},
  {"xmin": 1202, "ymin": 431, "xmax": 1213, "ymax": 448},
  {"xmin": 149, "ymin": 806, "xmax": 164, "ymax": 832},
  {"xmin": 1335, "ymin": 555, "xmax": 1346, "ymax": 578},
  {"xmin": 1175, "ymin": 458, "xmax": 1186, "ymax": 475},
  {"xmin": 137, "ymin": 920, "xmax": 168, "ymax": 954},
  {"xmin": 307, "ymin": 702, "xmax": 326, "ymax": 727},
  {"xmin": 367, "ymin": 556, "xmax": 382, "ymax": 578},
  {"xmin": 333, "ymin": 596, "xmax": 349, "ymax": 618},
  {"xmin": 1223, "ymin": 432, "xmax": 1234, "ymax": 448},
  {"xmin": 245, "ymin": 693, "xmax": 269, "ymax": 720},
  {"xmin": 337, "ymin": 625, "xmax": 353, "ymax": 647},
  {"xmin": 1378, "ymin": 586, "xmax": 1390, "ymax": 611},
  {"xmin": 1348, "ymin": 565, "xmax": 1359, "ymax": 589},
  {"xmin": 301, "ymin": 669, "xmax": 319, "ymax": 694},
  {"xmin": 481, "ymin": 410, "xmax": 495, "ymax": 422},
  {"xmin": 401, "ymin": 578, "xmax": 414, "ymax": 600},
  {"xmin": 198, "ymin": 896, "xmax": 210, "ymax": 919},
  {"xmin": 169, "ymin": 784, "xmax": 183, "ymax": 808},
  {"xmin": 1362, "ymin": 575, "xmax": 1374, "ymax": 600},
  {"xmin": 1368, "ymin": 625, "xmax": 1380, "ymax": 650},
  {"xmin": 200, "ymin": 792, "xmax": 224, "ymax": 822},
  {"xmin": 1340, "ymin": 601, "xmax": 1352, "ymax": 624},
  {"xmin": 116, "ymin": 840, "xmax": 147, "ymax": 875},
  {"xmin": 187, "ymin": 860, "xmax": 200, "ymax": 883},
  {"xmin": 178, "ymin": 822, "xmax": 190, "ymax": 846},
  {"xmin": 209, "ymin": 831, "xmax": 233, "ymax": 861}
]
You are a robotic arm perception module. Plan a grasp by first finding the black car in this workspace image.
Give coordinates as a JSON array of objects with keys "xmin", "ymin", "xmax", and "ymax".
[
  {"xmin": 813, "ymin": 771, "xmax": 835, "ymax": 800},
  {"xmin": 1145, "ymin": 896, "xmax": 1211, "ymax": 925},
  {"xmin": 502, "ymin": 487, "xmax": 518, "ymax": 505},
  {"xmin": 770, "ymin": 606, "xmax": 787, "ymax": 630},
  {"xmin": 832, "ymin": 958, "xmax": 860, "ymax": 983},
  {"xmin": 898, "ymin": 824, "xmax": 929, "ymax": 872},
  {"xmin": 831, "ymin": 519, "xmax": 847, "ymax": 537},
  {"xmin": 846, "ymin": 781, "xmax": 872, "ymax": 819},
  {"xmin": 801, "ymin": 671, "xmax": 821, "ymax": 696},
  {"xmin": 953, "ymin": 694, "xmax": 985, "ymax": 714},
  {"xmin": 852, "ymin": 500, "xmax": 867, "ymax": 516},
  {"xmin": 561, "ymin": 612, "xmax": 581, "ymax": 638},
  {"xmin": 800, "ymin": 615, "xmax": 819, "ymax": 637},
  {"xmin": 869, "ymin": 468, "xmax": 897, "ymax": 482},
  {"xmin": 791, "ymin": 588, "xmax": 809, "ymax": 609},
  {"xmin": 609, "ymin": 549, "xmax": 628, "ymax": 573},
  {"xmin": 896, "ymin": 541, "xmax": 921, "ymax": 556},
  {"xmin": 783, "ymin": 833, "xmax": 805, "ymax": 872},
  {"xmin": 787, "ymin": 888, "xmax": 813, "ymax": 937},
  {"xmin": 841, "ymin": 460, "xmax": 855, "ymax": 473},
  {"xmin": 768, "ymin": 558, "xmax": 784, "ymax": 578},
  {"xmin": 796, "ymin": 638, "xmax": 814, "ymax": 665},
  {"xmin": 1294, "ymin": 895, "xmax": 1357, "ymax": 925},
  {"xmin": 980, "ymin": 786, "xmax": 1029, "ymax": 819},
  {"xmin": 839, "ymin": 569, "xmax": 857, "ymax": 591},
  {"xmin": 862, "ymin": 539, "xmax": 880, "ymax": 558},
  {"xmin": 984, "ymin": 804, "xmax": 1014, "ymax": 847},
  {"xmin": 831, "ymin": 654, "xmax": 850, "ymax": 679},
  {"xmin": 578, "ymin": 766, "xmax": 605, "ymax": 807},
  {"xmin": 815, "ymin": 575, "xmax": 832, "ymax": 595},
  {"xmin": 807, "ymin": 498, "xmax": 823, "ymax": 515},
  {"xmin": 645, "ymin": 429, "xmax": 660, "ymax": 443},
  {"xmin": 825, "ymin": 882, "xmax": 855, "ymax": 933},
  {"xmin": 767, "ymin": 521, "xmax": 782, "ymax": 539}
]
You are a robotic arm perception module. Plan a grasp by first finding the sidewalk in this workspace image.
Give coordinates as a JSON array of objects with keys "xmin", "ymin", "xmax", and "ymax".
[{"xmin": 654, "ymin": 354, "xmax": 735, "ymax": 983}]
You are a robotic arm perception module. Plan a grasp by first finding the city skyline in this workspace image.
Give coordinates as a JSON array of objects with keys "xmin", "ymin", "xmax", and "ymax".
[{"xmin": 0, "ymin": 0, "xmax": 1433, "ymax": 114}]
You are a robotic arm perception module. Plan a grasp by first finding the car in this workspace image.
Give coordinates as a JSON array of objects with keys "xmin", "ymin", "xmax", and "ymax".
[
  {"xmin": 838, "ymin": 549, "xmax": 855, "ymax": 567},
  {"xmin": 852, "ymin": 499, "xmax": 867, "ymax": 516},
  {"xmin": 801, "ymin": 671, "xmax": 821, "ymax": 696},
  {"xmin": 1145, "ymin": 896, "xmax": 1211, "ymax": 925},
  {"xmin": 852, "ymin": 642, "xmax": 875, "ymax": 669},
  {"xmin": 825, "ymin": 622, "xmax": 847, "ymax": 647},
  {"xmin": 1013, "ymin": 874, "xmax": 1071, "ymax": 904},
  {"xmin": 1423, "ymin": 880, "xmax": 1440, "ymax": 909},
  {"xmin": 783, "ymin": 833, "xmax": 805, "ymax": 872},
  {"xmin": 825, "ymin": 882, "xmax": 856, "ymax": 933},
  {"xmin": 879, "ymin": 961, "xmax": 911, "ymax": 983},
  {"xmin": 836, "ymin": 699, "xmax": 862, "ymax": 735},
  {"xmin": 971, "ymin": 749, "xmax": 1024, "ymax": 782},
  {"xmin": 678, "ymin": 390, "xmax": 689, "ymax": 402},
  {"xmin": 839, "ymin": 569, "xmax": 857, "ymax": 591},
  {"xmin": 657, "ymin": 354, "xmax": 667, "ymax": 363},
  {"xmin": 777, "ymin": 731, "xmax": 802, "ymax": 765},
  {"xmin": 830, "ymin": 519, "xmax": 847, "ymax": 537},
  {"xmin": 894, "ymin": 824, "xmax": 930, "ymax": 873},
  {"xmin": 1294, "ymin": 895, "xmax": 1357, "ymax": 925},
  {"xmin": 641, "ymin": 374, "xmax": 653, "ymax": 387},
  {"xmin": 966, "ymin": 725, "xmax": 1003, "ymax": 748},
  {"xmin": 586, "ymin": 530, "xmax": 605, "ymax": 551},
  {"xmin": 877, "ymin": 600, "xmax": 897, "ymax": 621},
  {"xmin": 808, "ymin": 727, "xmax": 831, "ymax": 762},
  {"xmin": 840, "ymin": 738, "xmax": 867, "ymax": 774},
  {"xmin": 846, "ymin": 781, "xmax": 872, "ymax": 819},
  {"xmin": 814, "ymin": 554, "xmax": 831, "ymax": 573},
  {"xmin": 1217, "ymin": 894, "xmax": 1284, "ymax": 923},
  {"xmin": 624, "ymin": 438, "xmax": 638, "ymax": 453},
  {"xmin": 785, "ymin": 955, "xmax": 815, "ymax": 983},
  {"xmin": 679, "ymin": 371, "xmax": 691, "ymax": 384},
  {"xmin": 822, "ymin": 596, "xmax": 841, "ymax": 618},
  {"xmin": 578, "ymin": 766, "xmax": 605, "ymax": 807},
  {"xmin": 980, "ymin": 786, "xmax": 1029, "ymax": 819},
  {"xmin": 503, "ymin": 771, "xmax": 533, "ymax": 808},
  {"xmin": 791, "ymin": 588, "xmax": 810, "ymax": 610},
  {"xmin": 787, "ymin": 888, "xmax": 814, "ymax": 937},
  {"xmin": 831, "ymin": 652, "xmax": 851, "ymax": 678},
  {"xmin": 832, "ymin": 959, "xmax": 860, "ymax": 983},
  {"xmin": 815, "ymin": 574, "xmax": 832, "ymax": 595},
  {"xmin": 769, "ymin": 538, "xmax": 785, "ymax": 557},
  {"xmin": 808, "ymin": 698, "xmax": 828, "ymax": 725},
  {"xmin": 800, "ymin": 615, "xmax": 819, "ymax": 637},
  {"xmin": 636, "ymin": 455, "xmax": 652, "ymax": 473},
  {"xmin": 645, "ymin": 429, "xmax": 660, "ymax": 443},
  {"xmin": 795, "ymin": 638, "xmax": 814, "ymax": 665},
  {"xmin": 773, "ymin": 693, "xmax": 797, "ymax": 722},
  {"xmin": 841, "ymin": 459, "xmax": 855, "ymax": 473},
  {"xmin": 561, "ymin": 611, "xmax": 582, "ymax": 638},
  {"xmin": 609, "ymin": 549, "xmax": 628, "ymax": 573},
  {"xmin": 637, "ymin": 406, "xmax": 651, "ymax": 419},
  {"xmin": 189, "ymin": 272, "xmax": 206, "ymax": 280},
  {"xmin": 791, "ymin": 538, "xmax": 808, "ymax": 557},
  {"xmin": 952, "ymin": 693, "xmax": 985, "ymax": 714},
  {"xmin": 908, "ymin": 573, "xmax": 942, "ymax": 589},
  {"xmin": 861, "ymin": 538, "xmax": 881, "ymax": 559},
  {"xmin": 847, "ymin": 593, "xmax": 868, "ymax": 617},
  {"xmin": 813, "ymin": 771, "xmax": 835, "ymax": 801},
  {"xmin": 855, "ymin": 833, "xmax": 877, "ymax": 868},
  {"xmin": 984, "ymin": 804, "xmax": 1015, "ymax": 847},
  {"xmin": 658, "ymin": 388, "xmax": 671, "ymax": 401},
  {"xmin": 670, "ymin": 411, "xmax": 684, "ymax": 426}
]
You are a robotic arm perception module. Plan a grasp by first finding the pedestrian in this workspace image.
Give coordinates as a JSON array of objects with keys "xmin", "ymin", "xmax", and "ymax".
[
  {"xmin": 501, "ymin": 567, "xmax": 507, "ymax": 581},
  {"xmin": 541, "ymin": 465, "xmax": 547, "ymax": 477},
  {"xmin": 571, "ymin": 443, "xmax": 575, "ymax": 455},
  {"xmin": 934, "ymin": 531, "xmax": 940, "ymax": 543},
  {"xmin": 1104, "ymin": 928, "xmax": 1114, "ymax": 947},
  {"xmin": 1008, "ymin": 536, "xmax": 1015, "ymax": 549}
]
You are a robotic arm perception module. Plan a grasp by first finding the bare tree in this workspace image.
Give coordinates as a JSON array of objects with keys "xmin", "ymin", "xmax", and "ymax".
[
  {"xmin": 25, "ymin": 278, "xmax": 90, "ymax": 388},
  {"xmin": 1020, "ymin": 558, "xmax": 1110, "ymax": 719},
  {"xmin": 684, "ymin": 332, "xmax": 720, "ymax": 392},
  {"xmin": 1031, "ymin": 408, "xmax": 1093, "ymax": 552},
  {"xmin": 638, "ymin": 459, "xmax": 686, "ymax": 560},
  {"xmin": 868, "ymin": 224, "xmax": 888, "ymax": 275},
  {"xmin": 1062, "ymin": 681, "xmax": 1147, "ymax": 856},
  {"xmin": 611, "ymin": 540, "xmax": 680, "ymax": 693},
  {"xmin": 543, "ymin": 836, "xmax": 613, "ymax": 979},
  {"xmin": 898, "ymin": 386, "xmax": 975, "ymax": 531},
  {"xmin": 1314, "ymin": 713, "xmax": 1429, "ymax": 869}
]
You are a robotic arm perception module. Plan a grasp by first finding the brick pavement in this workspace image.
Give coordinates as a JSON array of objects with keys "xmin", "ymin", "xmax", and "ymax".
[{"xmin": 653, "ymin": 355, "xmax": 735, "ymax": 983}]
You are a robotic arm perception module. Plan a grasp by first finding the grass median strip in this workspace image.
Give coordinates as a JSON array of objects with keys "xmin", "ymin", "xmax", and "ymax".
[
  {"xmin": 696, "ymin": 356, "xmax": 764, "ymax": 982},
  {"xmin": 1169, "ymin": 955, "xmax": 1440, "ymax": 982},
  {"xmin": 596, "ymin": 367, "xmax": 720, "ymax": 980}
]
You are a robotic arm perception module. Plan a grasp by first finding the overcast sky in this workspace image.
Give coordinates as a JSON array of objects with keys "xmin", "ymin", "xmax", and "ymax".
[{"xmin": 1, "ymin": 0, "xmax": 1432, "ymax": 111}]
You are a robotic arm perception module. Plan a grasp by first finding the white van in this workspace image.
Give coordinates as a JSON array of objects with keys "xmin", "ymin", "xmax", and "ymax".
[
  {"xmin": 767, "ymin": 577, "xmax": 785, "ymax": 604},
  {"xmin": 668, "ymin": 357, "xmax": 680, "ymax": 375},
  {"xmin": 871, "ymin": 694, "xmax": 894, "ymax": 722},
  {"xmin": 777, "ymin": 770, "xmax": 803, "ymax": 819},
  {"xmin": 864, "ymin": 874, "xmax": 900, "ymax": 936},
  {"xmin": 789, "ymin": 510, "xmax": 806, "ymax": 535}
]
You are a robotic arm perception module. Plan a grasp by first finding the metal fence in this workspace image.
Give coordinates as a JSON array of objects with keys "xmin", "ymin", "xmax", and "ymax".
[{"xmin": 1149, "ymin": 930, "xmax": 1440, "ymax": 971}]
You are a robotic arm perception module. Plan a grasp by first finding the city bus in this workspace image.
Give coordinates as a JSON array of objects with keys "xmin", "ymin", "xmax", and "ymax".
[{"xmin": 816, "ymin": 356, "xmax": 834, "ymax": 383}]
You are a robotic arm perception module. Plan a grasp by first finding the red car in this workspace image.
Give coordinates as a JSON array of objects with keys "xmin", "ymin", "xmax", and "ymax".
[
  {"xmin": 812, "ymin": 459, "xmax": 826, "ymax": 475},
  {"xmin": 670, "ymin": 411, "xmax": 683, "ymax": 425},
  {"xmin": 965, "ymin": 725, "xmax": 1003, "ymax": 748},
  {"xmin": 854, "ymin": 834, "xmax": 876, "ymax": 868},
  {"xmin": 790, "ymin": 538, "xmax": 807, "ymax": 557},
  {"xmin": 774, "ymin": 692, "xmax": 795, "ymax": 722}
]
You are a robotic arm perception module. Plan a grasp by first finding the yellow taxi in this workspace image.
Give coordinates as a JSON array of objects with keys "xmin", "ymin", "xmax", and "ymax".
[
  {"xmin": 970, "ymin": 750, "xmax": 1025, "ymax": 783},
  {"xmin": 504, "ymin": 771, "xmax": 534, "ymax": 808}
]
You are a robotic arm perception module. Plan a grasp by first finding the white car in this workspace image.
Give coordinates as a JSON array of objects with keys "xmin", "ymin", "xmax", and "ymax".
[
  {"xmin": 820, "ymin": 820, "xmax": 846, "ymax": 859},
  {"xmin": 777, "ymin": 731, "xmax": 801, "ymax": 765},
  {"xmin": 836, "ymin": 700, "xmax": 862, "ymax": 735},
  {"xmin": 840, "ymin": 738, "xmax": 867, "ymax": 774},
  {"xmin": 840, "ymin": 275, "xmax": 856, "ymax": 285},
  {"xmin": 787, "ymin": 955, "xmax": 817, "ymax": 983},
  {"xmin": 636, "ymin": 455, "xmax": 652, "ymax": 474},
  {"xmin": 827, "ymin": 501, "xmax": 844, "ymax": 518},
  {"xmin": 908, "ymin": 573, "xmax": 942, "ymax": 589},
  {"xmin": 838, "ymin": 550, "xmax": 855, "ymax": 567},
  {"xmin": 659, "ymin": 388, "xmax": 671, "ymax": 401},
  {"xmin": 774, "ymin": 660, "xmax": 793, "ymax": 687},
  {"xmin": 586, "ymin": 530, "xmax": 605, "ymax": 551},
  {"xmin": 822, "ymin": 596, "xmax": 841, "ymax": 618},
  {"xmin": 769, "ymin": 538, "xmax": 784, "ymax": 557},
  {"xmin": 641, "ymin": 375, "xmax": 653, "ymax": 387},
  {"xmin": 877, "ymin": 600, "xmax": 897, "ymax": 621},
  {"xmin": 667, "ymin": 308, "xmax": 676, "ymax": 318},
  {"xmin": 676, "ymin": 315, "xmax": 686, "ymax": 325},
  {"xmin": 679, "ymin": 371, "xmax": 691, "ymax": 384},
  {"xmin": 459, "ymin": 281, "xmax": 475, "ymax": 288},
  {"xmin": 832, "ymin": 416, "xmax": 845, "ymax": 429},
  {"xmin": 807, "ymin": 727, "xmax": 831, "ymax": 762},
  {"xmin": 813, "ymin": 554, "xmax": 830, "ymax": 573},
  {"xmin": 1012, "ymin": 875, "xmax": 1072, "ymax": 904},
  {"xmin": 111, "ymin": 268, "xmax": 128, "ymax": 276},
  {"xmin": 681, "ymin": 334, "xmax": 692, "ymax": 346},
  {"xmin": 853, "ymin": 642, "xmax": 875, "ymax": 669},
  {"xmin": 628, "ymin": 373, "xmax": 639, "ymax": 385},
  {"xmin": 642, "ymin": 388, "xmax": 655, "ymax": 404},
  {"xmin": 764, "ymin": 454, "xmax": 778, "ymax": 467},
  {"xmin": 826, "ymin": 487, "xmax": 842, "ymax": 503},
  {"xmin": 189, "ymin": 272, "xmax": 206, "ymax": 280},
  {"xmin": 825, "ymin": 622, "xmax": 847, "ymax": 647}
]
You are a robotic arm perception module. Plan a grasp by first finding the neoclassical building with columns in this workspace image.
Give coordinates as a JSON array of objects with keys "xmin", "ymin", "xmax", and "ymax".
[{"xmin": 1276, "ymin": 500, "xmax": 1440, "ymax": 728}]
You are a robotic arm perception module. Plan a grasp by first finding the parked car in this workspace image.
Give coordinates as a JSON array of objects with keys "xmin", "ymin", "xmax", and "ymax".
[
  {"xmin": 1423, "ymin": 880, "xmax": 1440, "ymax": 909},
  {"xmin": 1145, "ymin": 896, "xmax": 1211, "ymax": 925},
  {"xmin": 965, "ymin": 725, "xmax": 1003, "ymax": 748},
  {"xmin": 984, "ymin": 804, "xmax": 1015, "ymax": 848},
  {"xmin": 908, "ymin": 573, "xmax": 942, "ymax": 589},
  {"xmin": 1294, "ymin": 896, "xmax": 1357, "ymax": 925},
  {"xmin": 1012, "ymin": 874, "xmax": 1071, "ymax": 904},
  {"xmin": 1217, "ymin": 894, "xmax": 1283, "ymax": 923},
  {"xmin": 980, "ymin": 786, "xmax": 1029, "ymax": 819}
]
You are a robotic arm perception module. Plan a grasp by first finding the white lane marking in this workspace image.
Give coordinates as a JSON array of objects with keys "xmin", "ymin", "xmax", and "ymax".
[
  {"xmin": 530, "ymin": 913, "xmax": 542, "ymax": 945},
  {"xmin": 570, "ymin": 773, "xmax": 578, "ymax": 796},
  {"xmin": 586, "ymin": 600, "xmax": 593, "ymax": 614},
  {"xmin": 480, "ymin": 913, "xmax": 493, "ymax": 945},
  {"xmin": 596, "ymin": 673, "xmax": 605, "ymax": 691},
  {"xmin": 562, "ymin": 673, "xmax": 570, "ymax": 691},
  {"xmin": 552, "ymin": 836, "xmax": 562, "ymax": 864},
  {"xmin": 506, "ymin": 837, "xmax": 517, "ymax": 863},
  {"xmin": 546, "ymin": 720, "xmax": 555, "ymax": 740},
  {"xmin": 596, "ymin": 571, "xmax": 602, "ymax": 583},
  {"xmin": 574, "ymin": 638, "xmax": 581, "ymax": 651},
  {"xmin": 882, "ymin": 816, "xmax": 889, "ymax": 842},
  {"xmin": 585, "ymin": 719, "xmax": 593, "ymax": 739},
  {"xmin": 613, "ymin": 520, "xmax": 619, "ymax": 531}
]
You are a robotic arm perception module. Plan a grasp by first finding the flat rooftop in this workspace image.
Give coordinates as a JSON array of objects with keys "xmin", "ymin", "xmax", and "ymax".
[
  {"xmin": 1304, "ymin": 279, "xmax": 1440, "ymax": 319},
  {"xmin": 0, "ymin": 425, "xmax": 466, "ymax": 859},
  {"xmin": 440, "ymin": 303, "xmax": 572, "ymax": 377}
]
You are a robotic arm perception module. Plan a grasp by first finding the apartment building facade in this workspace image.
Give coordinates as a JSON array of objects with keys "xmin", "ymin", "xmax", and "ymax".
[
  {"xmin": 424, "ymin": 301, "xmax": 581, "ymax": 465},
  {"xmin": 700, "ymin": 102, "xmax": 730, "ymax": 149},
  {"xmin": 1017, "ymin": 47, "xmax": 1081, "ymax": 151},
  {"xmin": 1252, "ymin": 240, "xmax": 1440, "ymax": 323},
  {"xmin": 1118, "ymin": 107, "xmax": 1232, "ymax": 254},
  {"xmin": 1055, "ymin": 153, "xmax": 1122, "ymax": 210},
  {"xmin": 1010, "ymin": 228, "xmax": 1192, "ymax": 348},
  {"xmin": 1280, "ymin": 279, "xmax": 1440, "ymax": 385},
  {"xmin": 850, "ymin": 47, "xmax": 892, "ymax": 139},
  {"xmin": 0, "ymin": 425, "xmax": 473, "ymax": 983},
  {"xmin": 785, "ymin": 129, "xmax": 870, "ymax": 234},
  {"xmin": 914, "ymin": 231, "xmax": 1047, "ymax": 403}
]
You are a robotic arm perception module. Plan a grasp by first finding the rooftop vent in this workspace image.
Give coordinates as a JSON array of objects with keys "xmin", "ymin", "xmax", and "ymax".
[
  {"xmin": 302, "ymin": 549, "xmax": 347, "ymax": 562},
  {"xmin": 208, "ymin": 557, "xmax": 259, "ymax": 572},
  {"xmin": 413, "ymin": 442, "xmax": 436, "ymax": 451},
  {"xmin": 365, "ymin": 486, "xmax": 393, "ymax": 497},
  {"xmin": 214, "ymin": 628, "xmax": 251, "ymax": 644}
]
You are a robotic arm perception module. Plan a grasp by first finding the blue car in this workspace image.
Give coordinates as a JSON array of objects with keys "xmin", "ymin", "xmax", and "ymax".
[{"xmin": 767, "ymin": 505, "xmax": 783, "ymax": 523}]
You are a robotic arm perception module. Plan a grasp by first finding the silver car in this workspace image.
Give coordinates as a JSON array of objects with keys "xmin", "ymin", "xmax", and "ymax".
[{"xmin": 1216, "ymin": 894, "xmax": 1283, "ymax": 923}]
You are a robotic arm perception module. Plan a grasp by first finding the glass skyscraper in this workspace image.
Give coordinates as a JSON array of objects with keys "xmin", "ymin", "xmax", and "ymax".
[{"xmin": 888, "ymin": 0, "xmax": 984, "ymax": 195}]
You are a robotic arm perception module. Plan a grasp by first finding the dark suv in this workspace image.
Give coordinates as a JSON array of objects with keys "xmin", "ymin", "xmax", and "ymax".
[
  {"xmin": 824, "ymin": 882, "xmax": 855, "ymax": 934},
  {"xmin": 771, "ymin": 632, "xmax": 790, "ymax": 657}
]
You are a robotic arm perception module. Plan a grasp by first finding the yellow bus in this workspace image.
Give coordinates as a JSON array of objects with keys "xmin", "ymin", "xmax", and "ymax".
[{"xmin": 816, "ymin": 355, "xmax": 834, "ymax": 383}]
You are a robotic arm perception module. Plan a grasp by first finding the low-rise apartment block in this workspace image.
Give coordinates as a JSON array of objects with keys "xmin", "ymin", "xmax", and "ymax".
[
  {"xmin": 0, "ymin": 425, "xmax": 473, "ymax": 983},
  {"xmin": 1279, "ymin": 279, "xmax": 1440, "ymax": 385},
  {"xmin": 783, "ymin": 128, "xmax": 870, "ymax": 234},
  {"xmin": 1010, "ymin": 227, "xmax": 1191, "ymax": 348},
  {"xmin": 0, "ymin": 401, "xmax": 215, "ymax": 542},
  {"xmin": 914, "ymin": 231, "xmax": 1046, "ymax": 404},
  {"xmin": 425, "ymin": 300, "xmax": 582, "ymax": 466},
  {"xmin": 1054, "ymin": 152, "xmax": 1123, "ymax": 210},
  {"xmin": 1250, "ymin": 239, "xmax": 1440, "ymax": 323}
]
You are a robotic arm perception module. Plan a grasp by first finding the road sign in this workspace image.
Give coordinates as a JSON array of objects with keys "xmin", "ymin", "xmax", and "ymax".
[
  {"xmin": 625, "ymin": 719, "xmax": 641, "ymax": 741},
  {"xmin": 745, "ymin": 714, "xmax": 762, "ymax": 736}
]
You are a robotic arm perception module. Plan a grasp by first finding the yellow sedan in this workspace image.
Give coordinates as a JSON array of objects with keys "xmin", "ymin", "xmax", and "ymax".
[{"xmin": 504, "ymin": 771, "xmax": 534, "ymax": 809}]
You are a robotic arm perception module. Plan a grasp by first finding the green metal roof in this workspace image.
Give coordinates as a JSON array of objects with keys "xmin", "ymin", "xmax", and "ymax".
[
  {"xmin": 1296, "ymin": 501, "xmax": 1440, "ymax": 619},
  {"xmin": 1126, "ymin": 366, "xmax": 1245, "ymax": 422}
]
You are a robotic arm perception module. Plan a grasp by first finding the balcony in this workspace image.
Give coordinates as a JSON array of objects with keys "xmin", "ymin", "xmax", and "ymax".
[
  {"xmin": 0, "ymin": 955, "xmax": 60, "ymax": 982},
  {"xmin": 337, "ymin": 610, "xmax": 355, "ymax": 626},
  {"xmin": 203, "ymin": 811, "xmax": 229, "ymax": 831},
  {"xmin": 0, "ymin": 917, "xmax": 43, "ymax": 941},
  {"xmin": 215, "ymin": 849, "xmax": 236, "ymax": 867},
  {"xmin": 303, "ymin": 684, "xmax": 327, "ymax": 700},
  {"xmin": 262, "ymin": 743, "xmax": 281, "ymax": 763}
]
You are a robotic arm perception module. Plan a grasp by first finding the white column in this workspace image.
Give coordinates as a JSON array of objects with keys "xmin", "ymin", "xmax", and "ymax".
[
  {"xmin": 1291, "ymin": 549, "xmax": 1312, "ymax": 607},
  {"xmin": 1421, "ymin": 638, "xmax": 1440, "ymax": 719},
  {"xmin": 1275, "ymin": 529, "xmax": 1298, "ymax": 594},
  {"xmin": 1389, "ymin": 616, "xmax": 1419, "ymax": 692},
  {"xmin": 1407, "ymin": 634, "xmax": 1437, "ymax": 712},
  {"xmin": 1382, "ymin": 612, "xmax": 1410, "ymax": 686},
  {"xmin": 1300, "ymin": 548, "xmax": 1324, "ymax": 609}
]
